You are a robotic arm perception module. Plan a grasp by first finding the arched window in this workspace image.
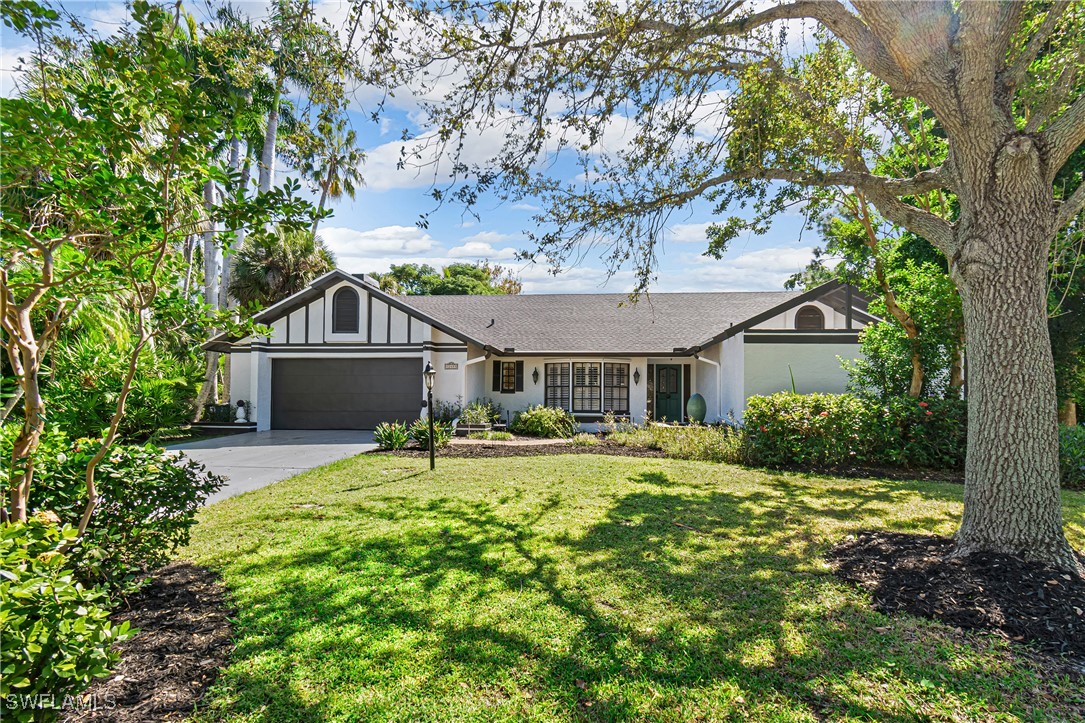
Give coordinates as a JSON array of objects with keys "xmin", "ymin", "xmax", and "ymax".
[
  {"xmin": 332, "ymin": 288, "xmax": 360, "ymax": 333},
  {"xmin": 795, "ymin": 305, "xmax": 825, "ymax": 330}
]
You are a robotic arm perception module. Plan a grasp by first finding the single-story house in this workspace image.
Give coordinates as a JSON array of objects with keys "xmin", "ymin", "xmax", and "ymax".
[{"xmin": 205, "ymin": 269, "xmax": 874, "ymax": 431}]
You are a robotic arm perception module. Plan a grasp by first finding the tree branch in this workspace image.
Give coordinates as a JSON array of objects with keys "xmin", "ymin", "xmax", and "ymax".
[
  {"xmin": 1044, "ymin": 91, "xmax": 1085, "ymax": 177},
  {"xmin": 1004, "ymin": 0, "xmax": 1072, "ymax": 90},
  {"xmin": 864, "ymin": 189, "xmax": 956, "ymax": 254}
]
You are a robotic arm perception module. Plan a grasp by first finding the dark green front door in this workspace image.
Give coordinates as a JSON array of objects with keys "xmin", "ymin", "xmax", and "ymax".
[{"xmin": 655, "ymin": 365, "xmax": 682, "ymax": 422}]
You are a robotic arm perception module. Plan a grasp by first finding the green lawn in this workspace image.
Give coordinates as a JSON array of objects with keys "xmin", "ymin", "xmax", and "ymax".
[{"xmin": 184, "ymin": 455, "xmax": 1085, "ymax": 722}]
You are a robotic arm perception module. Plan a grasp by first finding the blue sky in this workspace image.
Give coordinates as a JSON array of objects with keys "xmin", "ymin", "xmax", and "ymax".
[{"xmin": 2, "ymin": 0, "xmax": 824, "ymax": 294}]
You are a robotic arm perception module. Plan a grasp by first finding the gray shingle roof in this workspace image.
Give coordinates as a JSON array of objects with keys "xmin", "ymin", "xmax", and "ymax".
[{"xmin": 401, "ymin": 291, "xmax": 805, "ymax": 354}]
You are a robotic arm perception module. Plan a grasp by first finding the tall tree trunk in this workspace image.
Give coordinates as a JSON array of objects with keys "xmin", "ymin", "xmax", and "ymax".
[
  {"xmin": 5, "ymin": 312, "xmax": 43, "ymax": 523},
  {"xmin": 195, "ymin": 181, "xmax": 221, "ymax": 414},
  {"xmin": 258, "ymin": 86, "xmax": 282, "ymax": 195},
  {"xmin": 952, "ymin": 141, "xmax": 1079, "ymax": 574},
  {"xmin": 312, "ymin": 178, "xmax": 330, "ymax": 235}
]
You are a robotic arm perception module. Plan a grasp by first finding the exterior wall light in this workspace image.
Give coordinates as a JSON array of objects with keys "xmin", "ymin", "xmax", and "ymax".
[
  {"xmin": 633, "ymin": 368, "xmax": 641, "ymax": 385},
  {"xmin": 532, "ymin": 367, "xmax": 540, "ymax": 385}
]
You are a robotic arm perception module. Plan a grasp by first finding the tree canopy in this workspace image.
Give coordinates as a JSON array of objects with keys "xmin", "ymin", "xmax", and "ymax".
[{"xmin": 382, "ymin": 0, "xmax": 1085, "ymax": 573}]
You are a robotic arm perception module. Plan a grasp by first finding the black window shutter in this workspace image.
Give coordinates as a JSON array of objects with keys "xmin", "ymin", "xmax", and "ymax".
[
  {"xmin": 492, "ymin": 360, "xmax": 501, "ymax": 392},
  {"xmin": 515, "ymin": 361, "xmax": 524, "ymax": 392},
  {"xmin": 332, "ymin": 288, "xmax": 359, "ymax": 333}
]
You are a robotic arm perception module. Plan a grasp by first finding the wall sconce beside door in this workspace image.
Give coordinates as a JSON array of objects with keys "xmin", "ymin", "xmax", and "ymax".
[
  {"xmin": 633, "ymin": 368, "xmax": 641, "ymax": 385},
  {"xmin": 532, "ymin": 367, "xmax": 540, "ymax": 385}
]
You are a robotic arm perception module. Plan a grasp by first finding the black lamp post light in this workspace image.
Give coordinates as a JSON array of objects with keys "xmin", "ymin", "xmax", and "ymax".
[{"xmin": 423, "ymin": 361, "xmax": 437, "ymax": 471}]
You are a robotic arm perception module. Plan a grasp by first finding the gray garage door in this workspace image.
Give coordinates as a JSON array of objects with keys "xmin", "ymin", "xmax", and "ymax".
[{"xmin": 271, "ymin": 358, "xmax": 422, "ymax": 429}]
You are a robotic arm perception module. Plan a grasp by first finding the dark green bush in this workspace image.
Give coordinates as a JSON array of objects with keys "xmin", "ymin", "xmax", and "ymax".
[
  {"xmin": 610, "ymin": 424, "xmax": 744, "ymax": 463},
  {"xmin": 511, "ymin": 405, "xmax": 577, "ymax": 438},
  {"xmin": 1061, "ymin": 426, "xmax": 1085, "ymax": 487},
  {"xmin": 409, "ymin": 418, "xmax": 453, "ymax": 450},
  {"xmin": 0, "ymin": 516, "xmax": 132, "ymax": 722},
  {"xmin": 43, "ymin": 336, "xmax": 201, "ymax": 442},
  {"xmin": 743, "ymin": 392, "xmax": 967, "ymax": 469},
  {"xmin": 1, "ymin": 428, "xmax": 223, "ymax": 591},
  {"xmin": 373, "ymin": 421, "xmax": 410, "ymax": 450}
]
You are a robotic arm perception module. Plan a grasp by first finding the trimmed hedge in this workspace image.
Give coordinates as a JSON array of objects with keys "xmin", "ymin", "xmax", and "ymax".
[{"xmin": 743, "ymin": 392, "xmax": 967, "ymax": 469}]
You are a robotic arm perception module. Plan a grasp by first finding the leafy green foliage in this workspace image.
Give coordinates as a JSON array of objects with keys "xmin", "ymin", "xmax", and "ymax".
[
  {"xmin": 467, "ymin": 431, "xmax": 514, "ymax": 441},
  {"xmin": 432, "ymin": 398, "xmax": 463, "ymax": 424},
  {"xmin": 371, "ymin": 262, "xmax": 521, "ymax": 296},
  {"xmin": 569, "ymin": 433, "xmax": 599, "ymax": 447},
  {"xmin": 409, "ymin": 419, "xmax": 453, "ymax": 450},
  {"xmin": 459, "ymin": 398, "xmax": 504, "ymax": 427},
  {"xmin": 373, "ymin": 422, "xmax": 410, "ymax": 450},
  {"xmin": 510, "ymin": 405, "xmax": 576, "ymax": 438},
  {"xmin": 0, "ymin": 428, "xmax": 224, "ymax": 591},
  {"xmin": 743, "ymin": 393, "xmax": 967, "ymax": 469},
  {"xmin": 609, "ymin": 424, "xmax": 744, "ymax": 463},
  {"xmin": 1061, "ymin": 426, "xmax": 1085, "ymax": 488},
  {"xmin": 43, "ymin": 335, "xmax": 202, "ymax": 441},
  {"xmin": 0, "ymin": 516, "xmax": 132, "ymax": 721},
  {"xmin": 229, "ymin": 227, "xmax": 336, "ymax": 309}
]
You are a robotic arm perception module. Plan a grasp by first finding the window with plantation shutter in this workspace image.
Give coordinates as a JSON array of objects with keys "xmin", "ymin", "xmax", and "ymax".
[
  {"xmin": 572, "ymin": 362, "xmax": 601, "ymax": 413},
  {"xmin": 603, "ymin": 363, "xmax": 629, "ymax": 414},
  {"xmin": 545, "ymin": 362, "xmax": 570, "ymax": 410},
  {"xmin": 332, "ymin": 288, "xmax": 360, "ymax": 333}
]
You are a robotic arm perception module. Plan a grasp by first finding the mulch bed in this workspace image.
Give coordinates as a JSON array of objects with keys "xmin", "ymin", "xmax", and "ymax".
[
  {"xmin": 828, "ymin": 530, "xmax": 1085, "ymax": 660},
  {"xmin": 62, "ymin": 562, "xmax": 233, "ymax": 722}
]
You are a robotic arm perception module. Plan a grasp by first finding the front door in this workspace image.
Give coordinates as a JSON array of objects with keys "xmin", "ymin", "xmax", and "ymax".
[{"xmin": 655, "ymin": 365, "xmax": 682, "ymax": 422}]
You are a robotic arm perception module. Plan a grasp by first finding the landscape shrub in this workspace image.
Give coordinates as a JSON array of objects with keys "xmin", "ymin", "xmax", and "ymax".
[
  {"xmin": 1061, "ymin": 426, "xmax": 1085, "ymax": 487},
  {"xmin": 0, "ymin": 428, "xmax": 224, "ymax": 591},
  {"xmin": 0, "ymin": 515, "xmax": 132, "ymax": 722},
  {"xmin": 610, "ymin": 424, "xmax": 743, "ymax": 463},
  {"xmin": 467, "ymin": 431, "xmax": 514, "ymax": 441},
  {"xmin": 43, "ymin": 337, "xmax": 201, "ymax": 442},
  {"xmin": 570, "ymin": 433, "xmax": 599, "ymax": 446},
  {"xmin": 409, "ymin": 419, "xmax": 453, "ymax": 450},
  {"xmin": 459, "ymin": 398, "xmax": 503, "ymax": 426},
  {"xmin": 743, "ymin": 392, "xmax": 967, "ymax": 469},
  {"xmin": 510, "ymin": 405, "xmax": 577, "ymax": 438},
  {"xmin": 433, "ymin": 397, "xmax": 464, "ymax": 424},
  {"xmin": 374, "ymin": 421, "xmax": 410, "ymax": 450}
]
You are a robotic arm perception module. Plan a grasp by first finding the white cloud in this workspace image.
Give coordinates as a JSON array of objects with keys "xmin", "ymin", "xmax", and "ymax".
[
  {"xmin": 512, "ymin": 202, "xmax": 541, "ymax": 212},
  {"xmin": 319, "ymin": 225, "xmax": 440, "ymax": 265},
  {"xmin": 655, "ymin": 246, "xmax": 816, "ymax": 292},
  {"xmin": 447, "ymin": 241, "xmax": 518, "ymax": 260},
  {"xmin": 667, "ymin": 222, "xmax": 713, "ymax": 244},
  {"xmin": 460, "ymin": 230, "xmax": 517, "ymax": 245}
]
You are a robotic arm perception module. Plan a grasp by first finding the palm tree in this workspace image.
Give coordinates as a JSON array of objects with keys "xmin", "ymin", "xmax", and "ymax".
[
  {"xmin": 306, "ymin": 119, "xmax": 364, "ymax": 234},
  {"xmin": 229, "ymin": 227, "xmax": 336, "ymax": 309}
]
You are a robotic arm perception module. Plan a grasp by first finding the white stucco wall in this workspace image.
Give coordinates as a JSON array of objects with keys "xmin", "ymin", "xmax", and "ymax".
[
  {"xmin": 743, "ymin": 342, "xmax": 861, "ymax": 400},
  {"xmin": 229, "ymin": 347, "xmax": 251, "ymax": 407},
  {"xmin": 717, "ymin": 334, "xmax": 745, "ymax": 421}
]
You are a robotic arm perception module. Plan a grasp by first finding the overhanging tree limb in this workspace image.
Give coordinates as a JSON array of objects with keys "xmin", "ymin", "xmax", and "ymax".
[
  {"xmin": 1055, "ymin": 180, "xmax": 1085, "ymax": 234},
  {"xmin": 1045, "ymin": 93, "xmax": 1085, "ymax": 178}
]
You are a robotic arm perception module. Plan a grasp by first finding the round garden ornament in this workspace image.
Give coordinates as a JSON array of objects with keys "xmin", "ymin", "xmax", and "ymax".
[{"xmin": 686, "ymin": 393, "xmax": 707, "ymax": 423}]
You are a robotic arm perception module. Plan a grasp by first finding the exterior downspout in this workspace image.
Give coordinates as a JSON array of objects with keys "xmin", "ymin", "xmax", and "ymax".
[{"xmin": 694, "ymin": 353, "xmax": 722, "ymax": 422}]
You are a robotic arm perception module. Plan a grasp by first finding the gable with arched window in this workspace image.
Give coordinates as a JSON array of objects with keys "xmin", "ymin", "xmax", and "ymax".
[
  {"xmin": 795, "ymin": 305, "xmax": 825, "ymax": 330},
  {"xmin": 332, "ymin": 287, "xmax": 360, "ymax": 334}
]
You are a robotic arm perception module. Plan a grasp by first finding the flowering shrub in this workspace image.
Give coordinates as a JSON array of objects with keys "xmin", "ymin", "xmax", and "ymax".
[
  {"xmin": 743, "ymin": 392, "xmax": 967, "ymax": 469},
  {"xmin": 374, "ymin": 421, "xmax": 410, "ymax": 450},
  {"xmin": 609, "ymin": 424, "xmax": 744, "ymax": 463}
]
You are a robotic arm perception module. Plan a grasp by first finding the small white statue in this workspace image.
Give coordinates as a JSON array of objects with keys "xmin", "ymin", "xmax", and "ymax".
[{"xmin": 235, "ymin": 400, "xmax": 248, "ymax": 423}]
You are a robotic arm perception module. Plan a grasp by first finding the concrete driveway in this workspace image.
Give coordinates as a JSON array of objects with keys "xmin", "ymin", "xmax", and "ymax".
[{"xmin": 169, "ymin": 430, "xmax": 377, "ymax": 504}]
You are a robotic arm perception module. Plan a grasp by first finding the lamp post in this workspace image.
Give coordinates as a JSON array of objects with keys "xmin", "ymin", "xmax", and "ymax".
[{"xmin": 423, "ymin": 361, "xmax": 437, "ymax": 471}]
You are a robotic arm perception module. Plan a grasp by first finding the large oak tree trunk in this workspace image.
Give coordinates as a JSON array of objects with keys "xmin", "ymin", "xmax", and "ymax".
[{"xmin": 952, "ymin": 139, "xmax": 1079, "ymax": 574}]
